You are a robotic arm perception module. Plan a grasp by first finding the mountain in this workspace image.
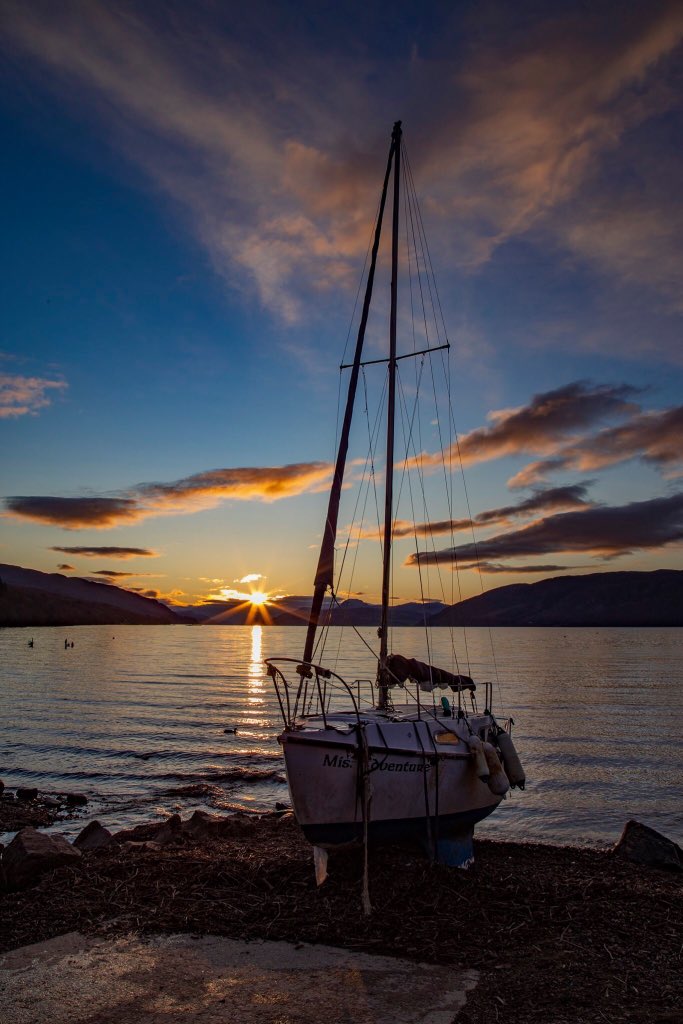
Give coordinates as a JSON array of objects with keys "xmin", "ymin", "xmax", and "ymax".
[
  {"xmin": 178, "ymin": 595, "xmax": 448, "ymax": 626},
  {"xmin": 428, "ymin": 570, "xmax": 683, "ymax": 627},
  {"xmin": 0, "ymin": 564, "xmax": 188, "ymax": 627}
]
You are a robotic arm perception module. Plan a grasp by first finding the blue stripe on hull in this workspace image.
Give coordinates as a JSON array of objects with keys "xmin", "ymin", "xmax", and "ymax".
[{"xmin": 300, "ymin": 802, "xmax": 498, "ymax": 848}]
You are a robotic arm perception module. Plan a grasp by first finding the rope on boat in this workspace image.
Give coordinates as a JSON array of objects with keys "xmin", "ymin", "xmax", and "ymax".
[{"xmin": 358, "ymin": 723, "xmax": 373, "ymax": 916}]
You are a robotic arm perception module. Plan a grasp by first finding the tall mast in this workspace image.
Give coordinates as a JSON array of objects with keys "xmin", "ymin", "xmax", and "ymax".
[
  {"xmin": 377, "ymin": 119, "xmax": 402, "ymax": 709},
  {"xmin": 301, "ymin": 126, "xmax": 397, "ymax": 670}
]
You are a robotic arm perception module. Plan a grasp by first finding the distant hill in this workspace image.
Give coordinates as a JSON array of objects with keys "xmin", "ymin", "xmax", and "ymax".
[
  {"xmin": 0, "ymin": 563, "xmax": 188, "ymax": 627},
  {"xmin": 428, "ymin": 570, "xmax": 683, "ymax": 627},
  {"xmin": 4, "ymin": 564, "xmax": 680, "ymax": 629},
  {"xmin": 180, "ymin": 596, "xmax": 447, "ymax": 626}
]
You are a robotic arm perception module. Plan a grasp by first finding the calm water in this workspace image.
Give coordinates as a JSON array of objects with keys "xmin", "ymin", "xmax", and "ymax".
[{"xmin": 1, "ymin": 624, "xmax": 681, "ymax": 848}]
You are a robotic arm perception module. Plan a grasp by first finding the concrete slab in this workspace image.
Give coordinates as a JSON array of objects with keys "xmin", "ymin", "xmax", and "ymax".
[{"xmin": 0, "ymin": 932, "xmax": 478, "ymax": 1024}]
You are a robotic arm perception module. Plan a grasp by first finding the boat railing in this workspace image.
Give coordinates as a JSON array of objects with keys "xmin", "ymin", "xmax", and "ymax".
[{"xmin": 265, "ymin": 657, "xmax": 373, "ymax": 728}]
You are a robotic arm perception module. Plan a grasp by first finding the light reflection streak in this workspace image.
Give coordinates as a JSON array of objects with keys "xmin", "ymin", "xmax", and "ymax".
[{"xmin": 248, "ymin": 625, "xmax": 264, "ymax": 703}]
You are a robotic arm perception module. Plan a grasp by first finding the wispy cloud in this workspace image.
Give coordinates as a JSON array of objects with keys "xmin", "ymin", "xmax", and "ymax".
[
  {"xmin": 0, "ymin": 373, "xmax": 67, "ymax": 418},
  {"xmin": 410, "ymin": 381, "xmax": 639, "ymax": 470},
  {"xmin": 49, "ymin": 546, "xmax": 159, "ymax": 558},
  {"xmin": 91, "ymin": 569, "xmax": 162, "ymax": 579},
  {"xmin": 476, "ymin": 562, "xmax": 579, "ymax": 574},
  {"xmin": 406, "ymin": 493, "xmax": 683, "ymax": 567},
  {"xmin": 363, "ymin": 484, "xmax": 593, "ymax": 539},
  {"xmin": 509, "ymin": 405, "xmax": 683, "ymax": 486},
  {"xmin": 3, "ymin": 1, "xmax": 682, "ymax": 332},
  {"xmin": 6, "ymin": 461, "xmax": 332, "ymax": 528}
]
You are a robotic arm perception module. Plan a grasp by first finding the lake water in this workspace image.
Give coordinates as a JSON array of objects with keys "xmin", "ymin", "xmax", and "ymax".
[{"xmin": 1, "ymin": 624, "xmax": 681, "ymax": 849}]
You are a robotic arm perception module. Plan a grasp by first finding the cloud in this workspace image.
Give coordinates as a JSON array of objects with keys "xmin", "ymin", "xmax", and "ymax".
[
  {"xmin": 237, "ymin": 573, "xmax": 265, "ymax": 583},
  {"xmin": 8, "ymin": 498, "xmax": 142, "ymax": 528},
  {"xmin": 6, "ymin": 461, "xmax": 332, "ymax": 528},
  {"xmin": 3, "ymin": 1, "xmax": 682, "ymax": 330},
  {"xmin": 92, "ymin": 569, "xmax": 161, "ymax": 579},
  {"xmin": 56, "ymin": 563, "xmax": 75, "ymax": 571},
  {"xmin": 509, "ymin": 404, "xmax": 683, "ymax": 486},
  {"xmin": 139, "ymin": 463, "xmax": 331, "ymax": 507},
  {"xmin": 421, "ymin": 4, "xmax": 683, "ymax": 304},
  {"xmin": 406, "ymin": 493, "xmax": 683, "ymax": 567},
  {"xmin": 365, "ymin": 484, "xmax": 593, "ymax": 539},
  {"xmin": 49, "ymin": 546, "xmax": 159, "ymax": 558},
  {"xmin": 409, "ymin": 382, "xmax": 639, "ymax": 470},
  {"xmin": 476, "ymin": 562, "xmax": 576, "ymax": 574},
  {"xmin": 0, "ymin": 373, "xmax": 67, "ymax": 418}
]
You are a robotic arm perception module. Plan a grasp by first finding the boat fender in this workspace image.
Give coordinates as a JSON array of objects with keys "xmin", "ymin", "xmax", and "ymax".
[
  {"xmin": 496, "ymin": 730, "xmax": 526, "ymax": 790},
  {"xmin": 483, "ymin": 742, "xmax": 510, "ymax": 796},
  {"xmin": 467, "ymin": 735, "xmax": 490, "ymax": 782}
]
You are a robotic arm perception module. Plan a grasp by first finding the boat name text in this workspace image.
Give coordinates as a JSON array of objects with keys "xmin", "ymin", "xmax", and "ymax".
[{"xmin": 322, "ymin": 754, "xmax": 431, "ymax": 773}]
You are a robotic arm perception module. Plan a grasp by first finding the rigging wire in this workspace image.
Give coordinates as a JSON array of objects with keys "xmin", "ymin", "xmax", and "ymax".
[
  {"xmin": 402, "ymin": 149, "xmax": 467, "ymax": 678},
  {"xmin": 404, "ymin": 142, "xmax": 504, "ymax": 706}
]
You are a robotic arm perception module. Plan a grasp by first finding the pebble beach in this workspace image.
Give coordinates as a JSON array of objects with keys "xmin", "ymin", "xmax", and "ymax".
[{"xmin": 1, "ymin": 795, "xmax": 681, "ymax": 1024}]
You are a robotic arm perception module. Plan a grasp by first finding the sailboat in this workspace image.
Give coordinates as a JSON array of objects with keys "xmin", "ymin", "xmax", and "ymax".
[{"xmin": 266, "ymin": 122, "xmax": 525, "ymax": 873}]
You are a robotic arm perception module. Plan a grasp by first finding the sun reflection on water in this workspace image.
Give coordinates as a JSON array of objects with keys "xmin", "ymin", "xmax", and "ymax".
[{"xmin": 248, "ymin": 625, "xmax": 264, "ymax": 704}]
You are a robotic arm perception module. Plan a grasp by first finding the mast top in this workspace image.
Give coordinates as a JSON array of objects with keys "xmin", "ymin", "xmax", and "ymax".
[{"xmin": 392, "ymin": 120, "xmax": 402, "ymax": 139}]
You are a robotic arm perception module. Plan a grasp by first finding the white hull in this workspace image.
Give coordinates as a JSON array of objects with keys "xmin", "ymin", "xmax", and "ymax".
[{"xmin": 280, "ymin": 709, "xmax": 502, "ymax": 857}]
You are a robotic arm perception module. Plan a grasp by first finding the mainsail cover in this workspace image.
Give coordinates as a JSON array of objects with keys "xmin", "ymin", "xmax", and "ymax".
[{"xmin": 386, "ymin": 654, "xmax": 476, "ymax": 692}]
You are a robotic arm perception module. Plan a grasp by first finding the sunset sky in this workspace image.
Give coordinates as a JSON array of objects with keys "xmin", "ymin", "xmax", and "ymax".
[{"xmin": 1, "ymin": 0, "xmax": 682, "ymax": 612}]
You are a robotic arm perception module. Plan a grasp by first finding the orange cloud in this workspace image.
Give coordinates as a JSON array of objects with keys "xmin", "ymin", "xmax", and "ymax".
[
  {"xmin": 5, "ymin": 462, "xmax": 332, "ymax": 528},
  {"xmin": 5, "ymin": 1, "xmax": 681, "ymax": 332},
  {"xmin": 359, "ymin": 485, "xmax": 592, "ymax": 542},
  {"xmin": 0, "ymin": 373, "xmax": 67, "ymax": 418},
  {"xmin": 510, "ymin": 405, "xmax": 683, "ymax": 486},
  {"xmin": 408, "ymin": 381, "xmax": 639, "ymax": 471}
]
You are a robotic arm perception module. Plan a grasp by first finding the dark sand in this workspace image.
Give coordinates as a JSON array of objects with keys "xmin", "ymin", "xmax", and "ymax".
[{"xmin": 1, "ymin": 809, "xmax": 681, "ymax": 1024}]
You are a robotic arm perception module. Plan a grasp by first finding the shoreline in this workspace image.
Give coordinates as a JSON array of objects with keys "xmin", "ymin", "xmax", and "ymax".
[{"xmin": 1, "ymin": 812, "xmax": 681, "ymax": 1023}]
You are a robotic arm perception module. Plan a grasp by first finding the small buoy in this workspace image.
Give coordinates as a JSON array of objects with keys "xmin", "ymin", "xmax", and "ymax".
[
  {"xmin": 497, "ymin": 730, "xmax": 526, "ymax": 790},
  {"xmin": 483, "ymin": 741, "xmax": 510, "ymax": 796},
  {"xmin": 468, "ymin": 735, "xmax": 489, "ymax": 782}
]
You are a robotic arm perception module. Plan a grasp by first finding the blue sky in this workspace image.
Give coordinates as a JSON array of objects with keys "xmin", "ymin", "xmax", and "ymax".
[{"xmin": 1, "ymin": 0, "xmax": 682, "ymax": 610}]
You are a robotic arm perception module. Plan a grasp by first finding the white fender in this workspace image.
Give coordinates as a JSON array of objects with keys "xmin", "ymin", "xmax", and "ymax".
[
  {"xmin": 467, "ymin": 735, "xmax": 490, "ymax": 782},
  {"xmin": 483, "ymin": 741, "xmax": 510, "ymax": 796},
  {"xmin": 497, "ymin": 730, "xmax": 526, "ymax": 790}
]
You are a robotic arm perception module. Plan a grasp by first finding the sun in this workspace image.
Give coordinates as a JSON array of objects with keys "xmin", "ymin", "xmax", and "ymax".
[{"xmin": 249, "ymin": 591, "xmax": 269, "ymax": 606}]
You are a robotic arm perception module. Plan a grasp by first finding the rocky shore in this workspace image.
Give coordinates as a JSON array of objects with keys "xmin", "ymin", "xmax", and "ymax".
[{"xmin": 1, "ymin": 796, "xmax": 681, "ymax": 1024}]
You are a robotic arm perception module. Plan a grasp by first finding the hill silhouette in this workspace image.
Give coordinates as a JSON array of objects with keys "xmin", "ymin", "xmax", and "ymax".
[{"xmin": 428, "ymin": 570, "xmax": 683, "ymax": 627}]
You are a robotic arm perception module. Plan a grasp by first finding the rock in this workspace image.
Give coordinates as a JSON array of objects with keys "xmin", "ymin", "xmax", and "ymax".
[
  {"xmin": 74, "ymin": 820, "xmax": 113, "ymax": 852},
  {"xmin": 1, "ymin": 791, "xmax": 15, "ymax": 803},
  {"xmin": 154, "ymin": 813, "xmax": 183, "ymax": 846},
  {"xmin": 275, "ymin": 802, "xmax": 291, "ymax": 811},
  {"xmin": 64, "ymin": 793, "xmax": 88, "ymax": 807},
  {"xmin": 113, "ymin": 814, "xmax": 183, "ymax": 847},
  {"xmin": 613, "ymin": 820, "xmax": 682, "ymax": 872},
  {"xmin": 0, "ymin": 778, "xmax": 4, "ymax": 794},
  {"xmin": 42, "ymin": 797, "xmax": 62, "ymax": 809},
  {"xmin": 185, "ymin": 810, "xmax": 256, "ymax": 839},
  {"xmin": 2, "ymin": 827, "xmax": 82, "ymax": 890},
  {"xmin": 121, "ymin": 840, "xmax": 163, "ymax": 853},
  {"xmin": 16, "ymin": 787, "xmax": 39, "ymax": 802}
]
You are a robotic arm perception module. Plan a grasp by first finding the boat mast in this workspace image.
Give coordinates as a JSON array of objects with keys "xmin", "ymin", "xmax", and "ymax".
[
  {"xmin": 377, "ymin": 119, "xmax": 401, "ymax": 710},
  {"xmin": 301, "ymin": 125, "xmax": 397, "ymax": 671}
]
